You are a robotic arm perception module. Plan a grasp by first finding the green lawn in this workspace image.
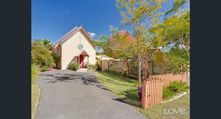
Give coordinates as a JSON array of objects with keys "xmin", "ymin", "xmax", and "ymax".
[
  {"xmin": 96, "ymin": 71, "xmax": 190, "ymax": 119},
  {"xmin": 96, "ymin": 71, "xmax": 140, "ymax": 106},
  {"xmin": 32, "ymin": 81, "xmax": 40, "ymax": 119}
]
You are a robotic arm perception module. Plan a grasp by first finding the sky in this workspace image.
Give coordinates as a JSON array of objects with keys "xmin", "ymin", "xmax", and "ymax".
[{"xmin": 32, "ymin": 0, "xmax": 189, "ymax": 44}]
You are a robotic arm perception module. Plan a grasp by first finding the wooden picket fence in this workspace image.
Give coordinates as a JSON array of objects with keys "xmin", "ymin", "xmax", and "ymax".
[{"xmin": 142, "ymin": 77, "xmax": 163, "ymax": 109}]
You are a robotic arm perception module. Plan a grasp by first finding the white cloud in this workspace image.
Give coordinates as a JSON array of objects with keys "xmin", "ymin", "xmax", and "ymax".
[{"xmin": 88, "ymin": 32, "xmax": 96, "ymax": 38}]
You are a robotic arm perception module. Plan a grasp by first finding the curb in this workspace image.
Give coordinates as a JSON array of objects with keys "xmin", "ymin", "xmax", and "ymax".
[{"xmin": 161, "ymin": 92, "xmax": 188, "ymax": 104}]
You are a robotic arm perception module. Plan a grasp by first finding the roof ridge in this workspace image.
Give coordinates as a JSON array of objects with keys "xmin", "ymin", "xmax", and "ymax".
[
  {"xmin": 53, "ymin": 26, "xmax": 78, "ymax": 46},
  {"xmin": 53, "ymin": 25, "xmax": 96, "ymax": 49}
]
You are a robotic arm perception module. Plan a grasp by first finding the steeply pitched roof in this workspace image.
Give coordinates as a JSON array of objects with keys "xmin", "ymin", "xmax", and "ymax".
[{"xmin": 53, "ymin": 26, "xmax": 96, "ymax": 49}]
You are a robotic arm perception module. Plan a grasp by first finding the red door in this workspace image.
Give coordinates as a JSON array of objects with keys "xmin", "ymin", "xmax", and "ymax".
[{"xmin": 79, "ymin": 54, "xmax": 84, "ymax": 68}]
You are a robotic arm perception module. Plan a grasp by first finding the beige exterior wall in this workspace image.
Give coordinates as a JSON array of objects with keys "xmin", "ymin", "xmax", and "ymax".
[{"xmin": 60, "ymin": 30, "xmax": 96, "ymax": 69}]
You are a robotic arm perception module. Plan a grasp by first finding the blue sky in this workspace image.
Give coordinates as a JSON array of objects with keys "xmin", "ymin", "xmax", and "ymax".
[
  {"xmin": 32, "ymin": 0, "xmax": 189, "ymax": 44},
  {"xmin": 32, "ymin": 0, "xmax": 122, "ymax": 44}
]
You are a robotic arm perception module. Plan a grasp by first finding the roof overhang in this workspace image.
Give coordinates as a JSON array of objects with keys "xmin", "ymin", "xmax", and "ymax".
[{"xmin": 53, "ymin": 26, "xmax": 96, "ymax": 49}]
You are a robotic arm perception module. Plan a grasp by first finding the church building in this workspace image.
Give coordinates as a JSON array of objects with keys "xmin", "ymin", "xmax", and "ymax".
[{"xmin": 52, "ymin": 26, "xmax": 96, "ymax": 69}]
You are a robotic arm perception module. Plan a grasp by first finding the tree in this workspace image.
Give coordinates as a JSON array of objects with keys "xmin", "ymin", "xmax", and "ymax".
[
  {"xmin": 105, "ymin": 29, "xmax": 135, "ymax": 58},
  {"xmin": 150, "ymin": 11, "xmax": 190, "ymax": 73},
  {"xmin": 31, "ymin": 40, "xmax": 54, "ymax": 68},
  {"xmin": 32, "ymin": 39, "xmax": 52, "ymax": 50},
  {"xmin": 104, "ymin": 29, "xmax": 136, "ymax": 74},
  {"xmin": 93, "ymin": 35, "xmax": 109, "ymax": 53},
  {"xmin": 166, "ymin": 11, "xmax": 189, "ymax": 57},
  {"xmin": 164, "ymin": 47, "xmax": 189, "ymax": 73},
  {"xmin": 165, "ymin": 12, "xmax": 190, "ymax": 73},
  {"xmin": 165, "ymin": 0, "xmax": 188, "ymax": 15},
  {"xmin": 116, "ymin": 0, "xmax": 165, "ymax": 86},
  {"xmin": 42, "ymin": 39, "xmax": 53, "ymax": 50}
]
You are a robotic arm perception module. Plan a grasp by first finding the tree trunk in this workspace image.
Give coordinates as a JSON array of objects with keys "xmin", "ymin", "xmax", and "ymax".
[
  {"xmin": 138, "ymin": 55, "xmax": 142, "ymax": 87},
  {"xmin": 180, "ymin": 36, "xmax": 190, "ymax": 86},
  {"xmin": 122, "ymin": 59, "xmax": 128, "ymax": 75},
  {"xmin": 135, "ymin": 25, "xmax": 142, "ymax": 87}
]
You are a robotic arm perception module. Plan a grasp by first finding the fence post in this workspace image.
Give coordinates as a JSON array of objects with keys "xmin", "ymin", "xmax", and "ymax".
[
  {"xmin": 142, "ymin": 80, "xmax": 148, "ymax": 109},
  {"xmin": 101, "ymin": 60, "xmax": 104, "ymax": 71},
  {"xmin": 108, "ymin": 61, "xmax": 109, "ymax": 71}
]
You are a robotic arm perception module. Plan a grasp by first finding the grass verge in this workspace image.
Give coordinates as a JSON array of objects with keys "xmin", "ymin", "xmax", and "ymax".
[
  {"xmin": 31, "ymin": 64, "xmax": 40, "ymax": 119},
  {"xmin": 96, "ymin": 71, "xmax": 190, "ymax": 119},
  {"xmin": 32, "ymin": 82, "xmax": 40, "ymax": 119},
  {"xmin": 139, "ymin": 94, "xmax": 190, "ymax": 119}
]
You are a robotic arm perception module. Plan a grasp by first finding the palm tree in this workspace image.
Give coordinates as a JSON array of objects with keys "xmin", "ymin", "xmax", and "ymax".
[{"xmin": 42, "ymin": 39, "xmax": 52, "ymax": 50}]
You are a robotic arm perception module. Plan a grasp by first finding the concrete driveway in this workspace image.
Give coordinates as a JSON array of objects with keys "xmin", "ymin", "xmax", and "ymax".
[{"xmin": 36, "ymin": 70, "xmax": 146, "ymax": 119}]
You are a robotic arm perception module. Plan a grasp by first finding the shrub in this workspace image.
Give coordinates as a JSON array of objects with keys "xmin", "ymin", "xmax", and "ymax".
[
  {"xmin": 32, "ymin": 43, "xmax": 55, "ymax": 68},
  {"xmin": 40, "ymin": 66, "xmax": 49, "ymax": 72},
  {"xmin": 68, "ymin": 62, "xmax": 80, "ymax": 71},
  {"xmin": 31, "ymin": 64, "xmax": 39, "ymax": 82},
  {"xmin": 96, "ymin": 63, "xmax": 101, "ymax": 71},
  {"xmin": 163, "ymin": 81, "xmax": 189, "ymax": 99},
  {"xmin": 163, "ymin": 87, "xmax": 175, "ymax": 99},
  {"xmin": 88, "ymin": 64, "xmax": 97, "ymax": 71},
  {"xmin": 169, "ymin": 81, "xmax": 189, "ymax": 93}
]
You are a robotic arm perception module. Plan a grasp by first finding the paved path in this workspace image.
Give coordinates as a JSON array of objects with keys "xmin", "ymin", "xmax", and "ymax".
[
  {"xmin": 77, "ymin": 68, "xmax": 88, "ymax": 72},
  {"xmin": 36, "ymin": 70, "xmax": 146, "ymax": 119}
]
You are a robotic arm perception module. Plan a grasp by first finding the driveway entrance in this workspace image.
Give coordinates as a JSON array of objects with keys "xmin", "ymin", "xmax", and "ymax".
[{"xmin": 36, "ymin": 70, "xmax": 146, "ymax": 119}]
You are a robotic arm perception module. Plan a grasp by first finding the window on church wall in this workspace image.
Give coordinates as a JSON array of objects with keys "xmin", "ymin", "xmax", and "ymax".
[
  {"xmin": 78, "ymin": 44, "xmax": 83, "ymax": 50},
  {"xmin": 77, "ymin": 35, "xmax": 84, "ymax": 51}
]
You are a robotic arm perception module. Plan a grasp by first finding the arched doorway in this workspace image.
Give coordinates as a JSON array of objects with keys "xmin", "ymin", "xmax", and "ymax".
[
  {"xmin": 79, "ymin": 54, "xmax": 84, "ymax": 68},
  {"xmin": 78, "ymin": 50, "xmax": 89, "ymax": 68}
]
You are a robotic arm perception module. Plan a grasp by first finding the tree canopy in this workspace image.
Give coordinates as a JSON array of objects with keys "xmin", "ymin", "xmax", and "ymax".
[
  {"xmin": 93, "ymin": 35, "xmax": 109, "ymax": 53},
  {"xmin": 31, "ymin": 39, "xmax": 54, "ymax": 68},
  {"xmin": 150, "ymin": 11, "xmax": 190, "ymax": 73},
  {"xmin": 165, "ymin": 0, "xmax": 189, "ymax": 15},
  {"xmin": 32, "ymin": 39, "xmax": 53, "ymax": 50},
  {"xmin": 104, "ymin": 30, "xmax": 136, "ymax": 59}
]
